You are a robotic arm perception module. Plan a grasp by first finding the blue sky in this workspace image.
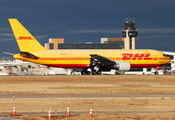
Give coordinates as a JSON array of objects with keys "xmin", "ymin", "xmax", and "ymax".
[{"xmin": 0, "ymin": 0, "xmax": 175, "ymax": 55}]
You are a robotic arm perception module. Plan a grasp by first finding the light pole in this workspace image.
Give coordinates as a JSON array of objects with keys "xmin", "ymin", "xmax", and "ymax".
[
  {"xmin": 136, "ymin": 45, "xmax": 140, "ymax": 49},
  {"xmin": 166, "ymin": 44, "xmax": 169, "ymax": 51}
]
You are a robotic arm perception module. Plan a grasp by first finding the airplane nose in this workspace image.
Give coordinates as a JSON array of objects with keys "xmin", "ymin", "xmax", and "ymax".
[{"xmin": 166, "ymin": 57, "xmax": 171, "ymax": 63}]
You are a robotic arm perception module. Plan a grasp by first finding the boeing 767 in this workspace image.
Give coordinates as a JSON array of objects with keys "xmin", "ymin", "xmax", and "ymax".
[{"xmin": 8, "ymin": 19, "xmax": 171, "ymax": 75}]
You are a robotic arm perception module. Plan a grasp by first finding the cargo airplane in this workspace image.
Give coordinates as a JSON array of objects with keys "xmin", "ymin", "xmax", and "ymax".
[{"xmin": 8, "ymin": 19, "xmax": 171, "ymax": 75}]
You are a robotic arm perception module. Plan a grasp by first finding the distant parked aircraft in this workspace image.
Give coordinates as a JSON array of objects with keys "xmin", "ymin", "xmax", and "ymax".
[
  {"xmin": 6, "ymin": 64, "xmax": 32, "ymax": 75},
  {"xmin": 6, "ymin": 64, "xmax": 15, "ymax": 75}
]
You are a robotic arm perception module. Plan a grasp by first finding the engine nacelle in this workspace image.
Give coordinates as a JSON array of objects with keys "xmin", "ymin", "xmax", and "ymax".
[{"xmin": 112, "ymin": 61, "xmax": 130, "ymax": 71}]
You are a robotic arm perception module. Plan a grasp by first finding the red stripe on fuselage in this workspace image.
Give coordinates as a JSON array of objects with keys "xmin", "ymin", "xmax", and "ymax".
[{"xmin": 159, "ymin": 57, "xmax": 171, "ymax": 60}]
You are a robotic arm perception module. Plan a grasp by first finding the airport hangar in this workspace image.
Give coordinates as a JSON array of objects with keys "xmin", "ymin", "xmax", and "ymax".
[{"xmin": 0, "ymin": 20, "xmax": 174, "ymax": 75}]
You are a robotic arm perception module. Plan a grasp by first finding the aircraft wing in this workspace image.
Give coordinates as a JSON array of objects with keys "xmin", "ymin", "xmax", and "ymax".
[{"xmin": 90, "ymin": 54, "xmax": 116, "ymax": 66}]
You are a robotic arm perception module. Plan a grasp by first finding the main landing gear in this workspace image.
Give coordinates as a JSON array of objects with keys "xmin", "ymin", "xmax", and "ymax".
[
  {"xmin": 81, "ymin": 71, "xmax": 90, "ymax": 75},
  {"xmin": 81, "ymin": 69, "xmax": 101, "ymax": 75},
  {"xmin": 81, "ymin": 55, "xmax": 102, "ymax": 75},
  {"xmin": 91, "ymin": 69, "xmax": 101, "ymax": 75}
]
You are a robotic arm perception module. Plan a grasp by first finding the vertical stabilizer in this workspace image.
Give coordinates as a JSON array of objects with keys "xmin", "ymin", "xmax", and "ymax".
[
  {"xmin": 8, "ymin": 19, "xmax": 46, "ymax": 52},
  {"xmin": 6, "ymin": 64, "xmax": 15, "ymax": 75}
]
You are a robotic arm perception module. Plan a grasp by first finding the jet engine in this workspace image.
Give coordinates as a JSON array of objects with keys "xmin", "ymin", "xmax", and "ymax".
[{"xmin": 112, "ymin": 61, "xmax": 130, "ymax": 71}]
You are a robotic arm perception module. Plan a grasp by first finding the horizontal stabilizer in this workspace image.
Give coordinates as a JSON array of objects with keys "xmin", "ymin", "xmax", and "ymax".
[
  {"xmin": 20, "ymin": 51, "xmax": 39, "ymax": 59},
  {"xmin": 3, "ymin": 52, "xmax": 16, "ymax": 56}
]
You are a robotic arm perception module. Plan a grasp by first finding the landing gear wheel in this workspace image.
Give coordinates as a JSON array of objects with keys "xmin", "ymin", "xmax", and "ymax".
[
  {"xmin": 81, "ymin": 71, "xmax": 86, "ymax": 75},
  {"xmin": 86, "ymin": 71, "xmax": 91, "ymax": 75},
  {"xmin": 91, "ymin": 70, "xmax": 96, "ymax": 75},
  {"xmin": 155, "ymin": 71, "xmax": 158, "ymax": 75},
  {"xmin": 96, "ymin": 71, "xmax": 101, "ymax": 75}
]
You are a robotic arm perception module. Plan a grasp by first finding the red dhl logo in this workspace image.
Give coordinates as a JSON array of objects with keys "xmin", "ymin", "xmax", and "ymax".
[
  {"xmin": 122, "ymin": 53, "xmax": 152, "ymax": 60},
  {"xmin": 17, "ymin": 36, "xmax": 35, "ymax": 40}
]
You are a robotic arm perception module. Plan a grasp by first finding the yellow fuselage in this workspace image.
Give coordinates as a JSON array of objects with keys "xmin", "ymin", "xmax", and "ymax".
[{"xmin": 14, "ymin": 49, "xmax": 171, "ymax": 68}]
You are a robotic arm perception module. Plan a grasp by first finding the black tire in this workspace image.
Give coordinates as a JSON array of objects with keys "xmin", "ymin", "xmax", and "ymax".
[
  {"xmin": 155, "ymin": 71, "xmax": 158, "ymax": 75},
  {"xmin": 91, "ymin": 71, "xmax": 96, "ymax": 75},
  {"xmin": 96, "ymin": 71, "xmax": 101, "ymax": 75},
  {"xmin": 81, "ymin": 71, "xmax": 86, "ymax": 75},
  {"xmin": 86, "ymin": 71, "xmax": 91, "ymax": 75}
]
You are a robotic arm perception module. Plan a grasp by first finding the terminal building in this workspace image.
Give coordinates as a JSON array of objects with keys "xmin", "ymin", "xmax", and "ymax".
[{"xmin": 45, "ymin": 38, "xmax": 125, "ymax": 49}]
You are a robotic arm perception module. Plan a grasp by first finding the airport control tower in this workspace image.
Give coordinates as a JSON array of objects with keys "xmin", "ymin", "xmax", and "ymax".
[{"xmin": 122, "ymin": 19, "xmax": 138, "ymax": 49}]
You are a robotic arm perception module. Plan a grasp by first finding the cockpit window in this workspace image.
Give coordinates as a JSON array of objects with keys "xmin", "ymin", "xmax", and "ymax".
[{"xmin": 163, "ymin": 54, "xmax": 173, "ymax": 60}]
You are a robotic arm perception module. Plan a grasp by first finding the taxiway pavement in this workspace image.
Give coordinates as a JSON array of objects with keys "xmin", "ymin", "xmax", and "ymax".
[{"xmin": 0, "ymin": 93, "xmax": 175, "ymax": 100}]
